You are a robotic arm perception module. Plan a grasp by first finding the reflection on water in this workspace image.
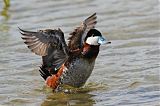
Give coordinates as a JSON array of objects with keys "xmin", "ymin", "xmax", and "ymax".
[
  {"xmin": 41, "ymin": 91, "xmax": 95, "ymax": 106},
  {"xmin": 0, "ymin": 0, "xmax": 10, "ymax": 32},
  {"xmin": 0, "ymin": 0, "xmax": 159, "ymax": 106},
  {"xmin": 1, "ymin": 0, "xmax": 10, "ymax": 20},
  {"xmin": 0, "ymin": 22, "xmax": 9, "ymax": 32},
  {"xmin": 3, "ymin": 0, "xmax": 10, "ymax": 7},
  {"xmin": 41, "ymin": 83, "xmax": 107, "ymax": 106},
  {"xmin": 1, "ymin": 6, "xmax": 10, "ymax": 20}
]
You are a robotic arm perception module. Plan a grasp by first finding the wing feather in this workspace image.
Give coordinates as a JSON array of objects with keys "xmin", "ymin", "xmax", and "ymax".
[
  {"xmin": 19, "ymin": 28, "xmax": 69, "ymax": 78},
  {"xmin": 68, "ymin": 13, "xmax": 97, "ymax": 50},
  {"xmin": 19, "ymin": 28, "xmax": 68, "ymax": 56}
]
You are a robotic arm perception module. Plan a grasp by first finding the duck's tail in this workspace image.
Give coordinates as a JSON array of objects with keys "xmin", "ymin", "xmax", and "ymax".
[
  {"xmin": 39, "ymin": 65, "xmax": 51, "ymax": 80},
  {"xmin": 39, "ymin": 64, "xmax": 64, "ymax": 89}
]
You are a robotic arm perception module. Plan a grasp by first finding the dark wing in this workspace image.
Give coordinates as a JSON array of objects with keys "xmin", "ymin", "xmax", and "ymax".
[
  {"xmin": 20, "ymin": 28, "xmax": 69, "ymax": 68},
  {"xmin": 68, "ymin": 13, "xmax": 97, "ymax": 50},
  {"xmin": 19, "ymin": 28, "xmax": 68, "ymax": 56}
]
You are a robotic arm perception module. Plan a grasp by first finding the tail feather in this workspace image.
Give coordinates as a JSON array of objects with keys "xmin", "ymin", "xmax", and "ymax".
[
  {"xmin": 39, "ymin": 66, "xmax": 51, "ymax": 80},
  {"xmin": 39, "ymin": 64, "xmax": 64, "ymax": 89}
]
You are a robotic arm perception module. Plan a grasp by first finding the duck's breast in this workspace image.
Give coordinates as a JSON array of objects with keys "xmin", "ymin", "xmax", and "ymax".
[{"xmin": 60, "ymin": 58, "xmax": 95, "ymax": 87}]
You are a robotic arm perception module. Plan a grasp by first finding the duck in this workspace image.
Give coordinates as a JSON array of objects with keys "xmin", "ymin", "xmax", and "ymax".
[{"xmin": 19, "ymin": 13, "xmax": 111, "ymax": 90}]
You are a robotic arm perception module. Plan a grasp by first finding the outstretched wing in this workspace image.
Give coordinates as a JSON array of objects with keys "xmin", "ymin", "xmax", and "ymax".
[
  {"xmin": 20, "ymin": 28, "xmax": 69, "ymax": 68},
  {"xmin": 68, "ymin": 13, "xmax": 97, "ymax": 50},
  {"xmin": 19, "ymin": 28, "xmax": 68, "ymax": 56}
]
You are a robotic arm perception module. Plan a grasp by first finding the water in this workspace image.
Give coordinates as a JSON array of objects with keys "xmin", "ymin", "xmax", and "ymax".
[{"xmin": 0, "ymin": 0, "xmax": 159, "ymax": 106}]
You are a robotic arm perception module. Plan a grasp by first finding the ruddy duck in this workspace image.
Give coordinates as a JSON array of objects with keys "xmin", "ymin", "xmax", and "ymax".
[{"xmin": 19, "ymin": 13, "xmax": 111, "ymax": 90}]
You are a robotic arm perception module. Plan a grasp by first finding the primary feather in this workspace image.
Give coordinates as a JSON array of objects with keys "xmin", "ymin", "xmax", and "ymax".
[{"xmin": 68, "ymin": 13, "xmax": 97, "ymax": 50}]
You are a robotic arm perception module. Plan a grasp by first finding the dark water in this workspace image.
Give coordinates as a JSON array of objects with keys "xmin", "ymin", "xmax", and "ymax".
[{"xmin": 0, "ymin": 0, "xmax": 159, "ymax": 106}]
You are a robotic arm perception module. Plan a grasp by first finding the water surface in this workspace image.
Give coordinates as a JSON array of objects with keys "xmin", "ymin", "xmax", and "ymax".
[{"xmin": 0, "ymin": 0, "xmax": 159, "ymax": 106}]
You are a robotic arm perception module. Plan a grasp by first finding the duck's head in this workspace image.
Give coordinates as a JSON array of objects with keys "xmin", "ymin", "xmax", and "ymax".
[{"xmin": 85, "ymin": 29, "xmax": 111, "ymax": 46}]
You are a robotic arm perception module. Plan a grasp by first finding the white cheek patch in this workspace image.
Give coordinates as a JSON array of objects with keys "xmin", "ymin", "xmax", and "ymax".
[{"xmin": 86, "ymin": 36, "xmax": 99, "ymax": 45}]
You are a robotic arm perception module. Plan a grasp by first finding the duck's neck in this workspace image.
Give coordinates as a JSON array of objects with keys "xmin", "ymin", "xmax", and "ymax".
[{"xmin": 82, "ymin": 43, "xmax": 100, "ymax": 59}]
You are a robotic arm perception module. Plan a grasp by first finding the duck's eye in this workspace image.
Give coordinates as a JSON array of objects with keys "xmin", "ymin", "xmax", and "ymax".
[{"xmin": 91, "ymin": 34, "xmax": 94, "ymax": 37}]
